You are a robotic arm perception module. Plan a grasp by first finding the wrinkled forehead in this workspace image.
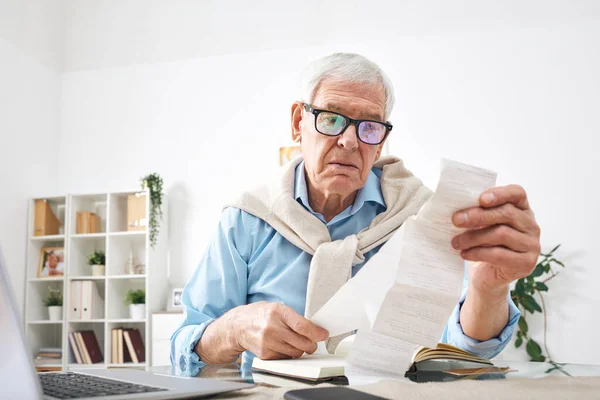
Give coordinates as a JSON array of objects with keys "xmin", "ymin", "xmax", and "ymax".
[{"xmin": 312, "ymin": 79, "xmax": 386, "ymax": 121}]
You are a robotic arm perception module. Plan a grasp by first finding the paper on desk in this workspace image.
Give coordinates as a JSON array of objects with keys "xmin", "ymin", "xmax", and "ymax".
[{"xmin": 311, "ymin": 159, "xmax": 497, "ymax": 376}]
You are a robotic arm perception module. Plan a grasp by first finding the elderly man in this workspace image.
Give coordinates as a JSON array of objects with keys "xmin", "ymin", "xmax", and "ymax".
[{"xmin": 171, "ymin": 53, "xmax": 540, "ymax": 371}]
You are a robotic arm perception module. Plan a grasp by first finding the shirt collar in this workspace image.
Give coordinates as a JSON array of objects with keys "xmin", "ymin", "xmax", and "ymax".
[{"xmin": 294, "ymin": 161, "xmax": 385, "ymax": 217}]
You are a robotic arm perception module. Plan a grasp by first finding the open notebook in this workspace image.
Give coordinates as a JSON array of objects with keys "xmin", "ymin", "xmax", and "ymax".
[{"xmin": 251, "ymin": 342, "xmax": 508, "ymax": 381}]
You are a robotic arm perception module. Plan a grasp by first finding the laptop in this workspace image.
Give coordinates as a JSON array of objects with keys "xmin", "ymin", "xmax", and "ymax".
[{"xmin": 0, "ymin": 249, "xmax": 254, "ymax": 399}]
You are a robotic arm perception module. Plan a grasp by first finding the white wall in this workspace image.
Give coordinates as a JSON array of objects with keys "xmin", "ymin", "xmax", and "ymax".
[
  {"xmin": 0, "ymin": 0, "xmax": 65, "ymax": 314},
  {"xmin": 57, "ymin": 0, "xmax": 600, "ymax": 364}
]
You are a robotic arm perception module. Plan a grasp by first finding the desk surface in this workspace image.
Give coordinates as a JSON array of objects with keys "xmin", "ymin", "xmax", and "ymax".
[{"xmin": 150, "ymin": 361, "xmax": 600, "ymax": 399}]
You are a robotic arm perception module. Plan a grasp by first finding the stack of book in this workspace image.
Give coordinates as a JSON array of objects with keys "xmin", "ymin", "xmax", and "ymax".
[
  {"xmin": 111, "ymin": 328, "xmax": 145, "ymax": 364},
  {"xmin": 68, "ymin": 330, "xmax": 103, "ymax": 364},
  {"xmin": 35, "ymin": 347, "xmax": 62, "ymax": 367}
]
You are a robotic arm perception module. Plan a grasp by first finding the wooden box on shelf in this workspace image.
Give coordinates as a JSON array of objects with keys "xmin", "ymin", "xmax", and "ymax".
[
  {"xmin": 127, "ymin": 194, "xmax": 147, "ymax": 232},
  {"xmin": 34, "ymin": 200, "xmax": 60, "ymax": 236},
  {"xmin": 76, "ymin": 212, "xmax": 101, "ymax": 234}
]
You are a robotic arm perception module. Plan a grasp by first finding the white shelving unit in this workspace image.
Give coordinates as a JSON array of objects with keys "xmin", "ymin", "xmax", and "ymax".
[{"xmin": 24, "ymin": 190, "xmax": 168, "ymax": 371}]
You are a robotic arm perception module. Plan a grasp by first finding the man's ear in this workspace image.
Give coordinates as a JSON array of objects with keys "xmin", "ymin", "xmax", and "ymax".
[{"xmin": 291, "ymin": 102, "xmax": 303, "ymax": 143}]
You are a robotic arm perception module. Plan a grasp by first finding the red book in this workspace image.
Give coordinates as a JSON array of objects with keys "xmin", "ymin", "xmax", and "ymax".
[
  {"xmin": 123, "ymin": 329, "xmax": 145, "ymax": 363},
  {"xmin": 80, "ymin": 331, "xmax": 103, "ymax": 364}
]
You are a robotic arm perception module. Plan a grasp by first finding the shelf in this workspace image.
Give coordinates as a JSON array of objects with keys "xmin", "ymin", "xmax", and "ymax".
[
  {"xmin": 25, "ymin": 190, "xmax": 166, "ymax": 374},
  {"xmin": 68, "ymin": 363, "xmax": 106, "ymax": 369},
  {"xmin": 69, "ymin": 319, "xmax": 106, "ymax": 323},
  {"xmin": 29, "ymin": 277, "xmax": 64, "ymax": 282},
  {"xmin": 107, "ymin": 319, "xmax": 146, "ymax": 323},
  {"xmin": 109, "ymin": 231, "xmax": 146, "ymax": 237},
  {"xmin": 71, "ymin": 233, "xmax": 106, "ymax": 239},
  {"xmin": 107, "ymin": 363, "xmax": 146, "ymax": 368},
  {"xmin": 69, "ymin": 275, "xmax": 106, "ymax": 280},
  {"xmin": 30, "ymin": 235, "xmax": 65, "ymax": 241},
  {"xmin": 108, "ymin": 274, "xmax": 146, "ymax": 280},
  {"xmin": 28, "ymin": 320, "xmax": 63, "ymax": 325}
]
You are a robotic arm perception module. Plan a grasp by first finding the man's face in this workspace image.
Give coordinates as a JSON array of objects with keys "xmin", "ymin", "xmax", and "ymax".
[{"xmin": 293, "ymin": 79, "xmax": 387, "ymax": 197}]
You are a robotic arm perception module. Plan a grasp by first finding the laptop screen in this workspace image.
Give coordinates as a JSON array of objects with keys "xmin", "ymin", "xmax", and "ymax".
[{"xmin": 0, "ymin": 250, "xmax": 43, "ymax": 399}]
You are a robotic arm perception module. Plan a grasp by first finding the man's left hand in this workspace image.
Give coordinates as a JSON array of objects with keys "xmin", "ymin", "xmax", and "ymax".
[{"xmin": 451, "ymin": 184, "xmax": 541, "ymax": 294}]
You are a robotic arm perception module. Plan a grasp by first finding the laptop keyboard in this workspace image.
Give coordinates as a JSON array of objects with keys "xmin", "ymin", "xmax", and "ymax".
[{"xmin": 39, "ymin": 372, "xmax": 168, "ymax": 399}]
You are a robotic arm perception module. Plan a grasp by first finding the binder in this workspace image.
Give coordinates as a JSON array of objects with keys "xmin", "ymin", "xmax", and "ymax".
[
  {"xmin": 34, "ymin": 199, "xmax": 60, "ymax": 236},
  {"xmin": 70, "ymin": 281, "xmax": 82, "ymax": 320},
  {"xmin": 81, "ymin": 280, "xmax": 104, "ymax": 320}
]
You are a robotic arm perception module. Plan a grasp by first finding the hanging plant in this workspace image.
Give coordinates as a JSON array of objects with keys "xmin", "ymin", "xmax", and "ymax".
[{"xmin": 141, "ymin": 173, "xmax": 163, "ymax": 248}]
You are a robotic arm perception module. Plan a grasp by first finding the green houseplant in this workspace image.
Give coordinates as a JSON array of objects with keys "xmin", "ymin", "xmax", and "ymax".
[
  {"xmin": 88, "ymin": 250, "xmax": 106, "ymax": 276},
  {"xmin": 125, "ymin": 289, "xmax": 146, "ymax": 320},
  {"xmin": 141, "ymin": 173, "xmax": 163, "ymax": 248},
  {"xmin": 511, "ymin": 244, "xmax": 568, "ymax": 375},
  {"xmin": 44, "ymin": 288, "xmax": 63, "ymax": 321}
]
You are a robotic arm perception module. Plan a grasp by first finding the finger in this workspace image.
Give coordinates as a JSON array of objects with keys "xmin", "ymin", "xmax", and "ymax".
[
  {"xmin": 279, "ymin": 305, "xmax": 329, "ymax": 342},
  {"xmin": 453, "ymin": 203, "xmax": 537, "ymax": 233},
  {"xmin": 460, "ymin": 246, "xmax": 536, "ymax": 275},
  {"xmin": 452, "ymin": 225, "xmax": 536, "ymax": 253},
  {"xmin": 279, "ymin": 328, "xmax": 319, "ymax": 355},
  {"xmin": 479, "ymin": 185, "xmax": 530, "ymax": 210},
  {"xmin": 263, "ymin": 338, "xmax": 306, "ymax": 359}
]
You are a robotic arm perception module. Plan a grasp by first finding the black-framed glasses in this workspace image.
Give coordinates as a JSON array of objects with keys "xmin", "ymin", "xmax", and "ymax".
[{"xmin": 303, "ymin": 103, "xmax": 392, "ymax": 145}]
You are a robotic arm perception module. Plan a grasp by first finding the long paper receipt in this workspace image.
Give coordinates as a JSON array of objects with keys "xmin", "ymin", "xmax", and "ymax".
[{"xmin": 311, "ymin": 158, "xmax": 497, "ymax": 377}]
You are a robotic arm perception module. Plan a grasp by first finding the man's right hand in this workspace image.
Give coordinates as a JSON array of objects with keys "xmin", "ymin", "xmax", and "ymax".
[{"xmin": 195, "ymin": 302, "xmax": 329, "ymax": 364}]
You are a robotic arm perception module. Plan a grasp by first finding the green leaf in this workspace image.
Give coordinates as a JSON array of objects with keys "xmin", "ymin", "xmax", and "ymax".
[
  {"xmin": 549, "ymin": 244, "xmax": 561, "ymax": 254},
  {"xmin": 530, "ymin": 263, "xmax": 545, "ymax": 278},
  {"xmin": 535, "ymin": 282, "xmax": 549, "ymax": 292},
  {"xmin": 515, "ymin": 279, "xmax": 526, "ymax": 296},
  {"xmin": 526, "ymin": 339, "xmax": 543, "ymax": 360},
  {"xmin": 521, "ymin": 295, "xmax": 542, "ymax": 313},
  {"xmin": 518, "ymin": 316, "xmax": 528, "ymax": 335},
  {"xmin": 515, "ymin": 336, "xmax": 523, "ymax": 348},
  {"xmin": 516, "ymin": 330, "xmax": 522, "ymax": 338},
  {"xmin": 544, "ymin": 264, "xmax": 550, "ymax": 273},
  {"xmin": 550, "ymin": 258, "xmax": 565, "ymax": 267}
]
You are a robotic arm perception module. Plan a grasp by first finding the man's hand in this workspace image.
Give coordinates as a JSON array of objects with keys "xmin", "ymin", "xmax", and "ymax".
[
  {"xmin": 451, "ymin": 184, "xmax": 541, "ymax": 294},
  {"xmin": 451, "ymin": 184, "xmax": 540, "ymax": 341},
  {"xmin": 195, "ymin": 302, "xmax": 329, "ymax": 364}
]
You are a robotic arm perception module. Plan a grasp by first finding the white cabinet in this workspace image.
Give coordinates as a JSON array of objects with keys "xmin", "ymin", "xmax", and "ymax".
[{"xmin": 151, "ymin": 312, "xmax": 184, "ymax": 366}]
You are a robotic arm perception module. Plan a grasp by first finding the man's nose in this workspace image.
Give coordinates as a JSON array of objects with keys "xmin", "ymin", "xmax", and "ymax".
[{"xmin": 337, "ymin": 124, "xmax": 359, "ymax": 150}]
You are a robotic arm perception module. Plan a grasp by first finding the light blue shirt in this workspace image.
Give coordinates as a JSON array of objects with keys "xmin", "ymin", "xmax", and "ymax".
[{"xmin": 171, "ymin": 162, "xmax": 520, "ymax": 372}]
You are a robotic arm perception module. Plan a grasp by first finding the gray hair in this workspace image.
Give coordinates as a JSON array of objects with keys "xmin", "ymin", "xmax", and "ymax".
[{"xmin": 299, "ymin": 53, "xmax": 395, "ymax": 120}]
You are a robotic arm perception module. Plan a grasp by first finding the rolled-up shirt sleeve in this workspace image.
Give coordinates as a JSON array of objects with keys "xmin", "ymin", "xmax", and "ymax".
[
  {"xmin": 440, "ymin": 265, "xmax": 521, "ymax": 360},
  {"xmin": 170, "ymin": 208, "xmax": 254, "ymax": 371}
]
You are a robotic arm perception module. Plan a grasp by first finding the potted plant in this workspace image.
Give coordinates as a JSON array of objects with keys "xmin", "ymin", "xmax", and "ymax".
[
  {"xmin": 125, "ymin": 289, "xmax": 145, "ymax": 320},
  {"xmin": 44, "ymin": 288, "xmax": 63, "ymax": 321},
  {"xmin": 88, "ymin": 250, "xmax": 106, "ymax": 276}
]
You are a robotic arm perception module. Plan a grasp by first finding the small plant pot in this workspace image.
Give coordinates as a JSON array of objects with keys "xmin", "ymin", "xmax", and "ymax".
[
  {"xmin": 48, "ymin": 306, "xmax": 62, "ymax": 321},
  {"xmin": 91, "ymin": 264, "xmax": 105, "ymax": 276},
  {"xmin": 129, "ymin": 304, "xmax": 145, "ymax": 320}
]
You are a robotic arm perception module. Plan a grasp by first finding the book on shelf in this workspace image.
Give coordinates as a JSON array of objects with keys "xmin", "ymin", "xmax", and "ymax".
[
  {"xmin": 251, "ymin": 342, "xmax": 510, "ymax": 382},
  {"xmin": 34, "ymin": 347, "xmax": 63, "ymax": 367},
  {"xmin": 111, "ymin": 328, "xmax": 145, "ymax": 364},
  {"xmin": 68, "ymin": 330, "xmax": 103, "ymax": 364}
]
